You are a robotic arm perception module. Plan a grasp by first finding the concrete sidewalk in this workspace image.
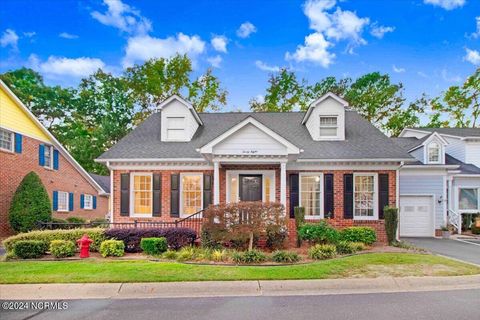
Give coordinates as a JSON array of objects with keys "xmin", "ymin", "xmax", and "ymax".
[{"xmin": 2, "ymin": 275, "xmax": 480, "ymax": 300}]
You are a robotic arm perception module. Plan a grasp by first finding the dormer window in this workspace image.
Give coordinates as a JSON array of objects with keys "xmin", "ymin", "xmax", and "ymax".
[
  {"xmin": 319, "ymin": 116, "xmax": 338, "ymax": 137},
  {"xmin": 427, "ymin": 142, "xmax": 440, "ymax": 163},
  {"xmin": 166, "ymin": 117, "xmax": 185, "ymax": 141}
]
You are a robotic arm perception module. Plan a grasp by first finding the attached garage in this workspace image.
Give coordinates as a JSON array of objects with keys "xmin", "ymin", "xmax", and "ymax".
[{"xmin": 399, "ymin": 196, "xmax": 435, "ymax": 237}]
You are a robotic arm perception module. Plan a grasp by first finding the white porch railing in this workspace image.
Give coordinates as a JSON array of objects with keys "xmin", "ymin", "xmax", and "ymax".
[{"xmin": 448, "ymin": 209, "xmax": 462, "ymax": 234}]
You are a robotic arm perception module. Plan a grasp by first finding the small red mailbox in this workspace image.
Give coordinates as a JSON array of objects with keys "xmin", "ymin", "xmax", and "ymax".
[{"xmin": 77, "ymin": 234, "xmax": 93, "ymax": 258}]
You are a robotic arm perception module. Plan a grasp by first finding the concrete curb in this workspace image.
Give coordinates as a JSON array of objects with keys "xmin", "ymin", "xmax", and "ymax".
[{"xmin": 1, "ymin": 275, "xmax": 480, "ymax": 300}]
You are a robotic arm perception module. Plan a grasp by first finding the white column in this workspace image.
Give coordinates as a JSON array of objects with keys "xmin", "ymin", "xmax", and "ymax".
[
  {"xmin": 280, "ymin": 162, "xmax": 287, "ymax": 211},
  {"xmin": 213, "ymin": 161, "xmax": 220, "ymax": 205}
]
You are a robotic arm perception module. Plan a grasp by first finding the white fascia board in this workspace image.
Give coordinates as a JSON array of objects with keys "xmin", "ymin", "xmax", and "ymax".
[
  {"xmin": 296, "ymin": 158, "xmax": 412, "ymax": 163},
  {"xmin": 399, "ymin": 128, "xmax": 430, "ymax": 137},
  {"xmin": 0, "ymin": 80, "xmax": 106, "ymax": 194},
  {"xmin": 157, "ymin": 94, "xmax": 203, "ymax": 126},
  {"xmin": 302, "ymin": 92, "xmax": 349, "ymax": 124},
  {"xmin": 96, "ymin": 158, "xmax": 208, "ymax": 163},
  {"xmin": 200, "ymin": 116, "xmax": 300, "ymax": 154}
]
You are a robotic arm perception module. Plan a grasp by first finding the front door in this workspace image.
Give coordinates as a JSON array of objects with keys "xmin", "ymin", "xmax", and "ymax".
[{"xmin": 239, "ymin": 175, "xmax": 263, "ymax": 201}]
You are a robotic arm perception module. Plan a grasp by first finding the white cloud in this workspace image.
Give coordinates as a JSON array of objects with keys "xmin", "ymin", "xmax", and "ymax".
[
  {"xmin": 91, "ymin": 0, "xmax": 152, "ymax": 35},
  {"xmin": 441, "ymin": 68, "xmax": 461, "ymax": 83},
  {"xmin": 207, "ymin": 55, "xmax": 222, "ymax": 68},
  {"xmin": 392, "ymin": 65, "xmax": 405, "ymax": 73},
  {"xmin": 236, "ymin": 22, "xmax": 257, "ymax": 38},
  {"xmin": 423, "ymin": 0, "xmax": 465, "ymax": 10},
  {"xmin": 255, "ymin": 60, "xmax": 280, "ymax": 72},
  {"xmin": 0, "ymin": 29, "xmax": 19, "ymax": 50},
  {"xmin": 464, "ymin": 48, "xmax": 480, "ymax": 65},
  {"xmin": 29, "ymin": 54, "xmax": 105, "ymax": 79},
  {"xmin": 370, "ymin": 23, "xmax": 395, "ymax": 39},
  {"xmin": 470, "ymin": 17, "xmax": 480, "ymax": 39},
  {"xmin": 211, "ymin": 35, "xmax": 228, "ymax": 53},
  {"xmin": 123, "ymin": 33, "xmax": 206, "ymax": 68},
  {"xmin": 417, "ymin": 71, "xmax": 429, "ymax": 78},
  {"xmin": 285, "ymin": 32, "xmax": 335, "ymax": 67},
  {"xmin": 59, "ymin": 32, "xmax": 79, "ymax": 39},
  {"xmin": 286, "ymin": 0, "xmax": 373, "ymax": 66},
  {"xmin": 23, "ymin": 31, "xmax": 36, "ymax": 38}
]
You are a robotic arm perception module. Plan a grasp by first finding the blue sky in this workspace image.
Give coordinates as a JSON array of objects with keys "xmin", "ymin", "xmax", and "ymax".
[{"xmin": 1, "ymin": 0, "xmax": 480, "ymax": 115}]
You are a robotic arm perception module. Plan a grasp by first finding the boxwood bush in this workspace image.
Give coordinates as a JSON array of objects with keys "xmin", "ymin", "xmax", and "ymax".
[
  {"xmin": 340, "ymin": 227, "xmax": 376, "ymax": 245},
  {"xmin": 3, "ymin": 228, "xmax": 105, "ymax": 254},
  {"xmin": 12, "ymin": 240, "xmax": 48, "ymax": 259},
  {"xmin": 100, "ymin": 240, "xmax": 125, "ymax": 257},
  {"xmin": 140, "ymin": 237, "xmax": 168, "ymax": 255},
  {"xmin": 308, "ymin": 244, "xmax": 337, "ymax": 260},
  {"xmin": 49, "ymin": 240, "xmax": 76, "ymax": 258},
  {"xmin": 105, "ymin": 228, "xmax": 196, "ymax": 252},
  {"xmin": 298, "ymin": 221, "xmax": 340, "ymax": 244}
]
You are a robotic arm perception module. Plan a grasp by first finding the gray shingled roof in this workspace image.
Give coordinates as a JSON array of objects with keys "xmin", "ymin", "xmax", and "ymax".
[
  {"xmin": 89, "ymin": 173, "xmax": 110, "ymax": 193},
  {"xmin": 98, "ymin": 111, "xmax": 412, "ymax": 161},
  {"xmin": 410, "ymin": 127, "xmax": 480, "ymax": 137},
  {"xmin": 391, "ymin": 135, "xmax": 431, "ymax": 151}
]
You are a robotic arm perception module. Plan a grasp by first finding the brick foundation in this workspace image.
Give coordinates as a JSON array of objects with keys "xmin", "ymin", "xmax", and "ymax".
[{"xmin": 1, "ymin": 134, "xmax": 108, "ymax": 237}]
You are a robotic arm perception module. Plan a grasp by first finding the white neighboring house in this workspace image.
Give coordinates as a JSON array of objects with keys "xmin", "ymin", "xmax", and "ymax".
[{"xmin": 394, "ymin": 128, "xmax": 480, "ymax": 236}]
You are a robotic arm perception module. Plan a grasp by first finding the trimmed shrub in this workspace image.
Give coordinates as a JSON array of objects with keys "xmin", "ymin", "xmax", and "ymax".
[
  {"xmin": 49, "ymin": 240, "xmax": 76, "ymax": 258},
  {"xmin": 162, "ymin": 250, "xmax": 178, "ymax": 260},
  {"xmin": 294, "ymin": 207, "xmax": 305, "ymax": 247},
  {"xmin": 340, "ymin": 227, "xmax": 376, "ymax": 245},
  {"xmin": 140, "ymin": 237, "xmax": 168, "ymax": 255},
  {"xmin": 308, "ymin": 244, "xmax": 337, "ymax": 260},
  {"xmin": 271, "ymin": 250, "xmax": 300, "ymax": 263},
  {"xmin": 232, "ymin": 249, "xmax": 267, "ymax": 264},
  {"xmin": 3, "ymin": 228, "xmax": 105, "ymax": 254},
  {"xmin": 384, "ymin": 206, "xmax": 399, "ymax": 245},
  {"xmin": 99, "ymin": 240, "xmax": 125, "ymax": 257},
  {"xmin": 335, "ymin": 241, "xmax": 358, "ymax": 255},
  {"xmin": 66, "ymin": 217, "xmax": 87, "ymax": 224},
  {"xmin": 298, "ymin": 221, "xmax": 340, "ymax": 244},
  {"xmin": 9, "ymin": 172, "xmax": 52, "ymax": 233},
  {"xmin": 266, "ymin": 225, "xmax": 287, "ymax": 250},
  {"xmin": 104, "ymin": 228, "xmax": 196, "ymax": 252},
  {"xmin": 13, "ymin": 240, "xmax": 48, "ymax": 259},
  {"xmin": 90, "ymin": 218, "xmax": 109, "ymax": 227}
]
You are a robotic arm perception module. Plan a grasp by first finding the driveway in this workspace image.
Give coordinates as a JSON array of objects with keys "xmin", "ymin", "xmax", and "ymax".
[{"xmin": 403, "ymin": 237, "xmax": 480, "ymax": 265}]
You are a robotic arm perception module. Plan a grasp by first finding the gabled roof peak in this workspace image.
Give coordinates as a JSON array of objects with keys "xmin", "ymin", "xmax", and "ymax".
[
  {"xmin": 158, "ymin": 94, "xmax": 203, "ymax": 126},
  {"xmin": 301, "ymin": 92, "xmax": 349, "ymax": 125}
]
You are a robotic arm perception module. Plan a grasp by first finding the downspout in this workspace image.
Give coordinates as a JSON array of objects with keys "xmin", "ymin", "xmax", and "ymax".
[
  {"xmin": 107, "ymin": 161, "xmax": 114, "ymax": 223},
  {"xmin": 395, "ymin": 161, "xmax": 403, "ymax": 241}
]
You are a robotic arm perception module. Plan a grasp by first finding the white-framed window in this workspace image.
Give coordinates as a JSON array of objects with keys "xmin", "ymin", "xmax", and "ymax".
[
  {"xmin": 44, "ymin": 145, "xmax": 54, "ymax": 169},
  {"xmin": 180, "ymin": 173, "xmax": 203, "ymax": 216},
  {"xmin": 84, "ymin": 194, "xmax": 93, "ymax": 210},
  {"xmin": 353, "ymin": 173, "xmax": 378, "ymax": 220},
  {"xmin": 0, "ymin": 128, "xmax": 14, "ymax": 152},
  {"xmin": 427, "ymin": 142, "xmax": 440, "ymax": 163},
  {"xmin": 458, "ymin": 188, "xmax": 479, "ymax": 212},
  {"xmin": 131, "ymin": 173, "xmax": 153, "ymax": 216},
  {"xmin": 166, "ymin": 116, "xmax": 186, "ymax": 141},
  {"xmin": 58, "ymin": 191, "xmax": 69, "ymax": 212},
  {"xmin": 319, "ymin": 116, "xmax": 338, "ymax": 137},
  {"xmin": 300, "ymin": 173, "xmax": 323, "ymax": 218}
]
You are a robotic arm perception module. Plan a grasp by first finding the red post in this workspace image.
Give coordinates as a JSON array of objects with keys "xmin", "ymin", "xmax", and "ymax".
[{"xmin": 76, "ymin": 234, "xmax": 93, "ymax": 258}]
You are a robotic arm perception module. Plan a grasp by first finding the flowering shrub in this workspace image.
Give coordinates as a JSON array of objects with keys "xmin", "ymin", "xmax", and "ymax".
[
  {"xmin": 202, "ymin": 202, "xmax": 286, "ymax": 250},
  {"xmin": 297, "ymin": 221, "xmax": 340, "ymax": 244}
]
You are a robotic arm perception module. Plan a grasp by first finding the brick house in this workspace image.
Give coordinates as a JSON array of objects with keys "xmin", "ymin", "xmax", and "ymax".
[
  {"xmin": 0, "ymin": 80, "xmax": 109, "ymax": 237},
  {"xmin": 97, "ymin": 93, "xmax": 414, "ymax": 243}
]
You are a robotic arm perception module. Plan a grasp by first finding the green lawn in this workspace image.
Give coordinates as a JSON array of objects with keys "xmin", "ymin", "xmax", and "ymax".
[{"xmin": 1, "ymin": 253, "xmax": 479, "ymax": 284}]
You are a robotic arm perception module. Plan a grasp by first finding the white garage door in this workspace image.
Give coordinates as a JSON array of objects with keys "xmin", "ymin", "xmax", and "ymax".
[{"xmin": 400, "ymin": 196, "xmax": 433, "ymax": 237}]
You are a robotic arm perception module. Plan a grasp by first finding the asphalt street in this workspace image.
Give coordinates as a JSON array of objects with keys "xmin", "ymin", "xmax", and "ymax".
[{"xmin": 1, "ymin": 289, "xmax": 479, "ymax": 320}]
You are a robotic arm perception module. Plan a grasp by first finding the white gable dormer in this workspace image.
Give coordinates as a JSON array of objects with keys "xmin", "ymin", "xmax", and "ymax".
[
  {"xmin": 302, "ymin": 92, "xmax": 347, "ymax": 141},
  {"xmin": 409, "ymin": 132, "xmax": 448, "ymax": 165},
  {"xmin": 159, "ymin": 95, "xmax": 203, "ymax": 142}
]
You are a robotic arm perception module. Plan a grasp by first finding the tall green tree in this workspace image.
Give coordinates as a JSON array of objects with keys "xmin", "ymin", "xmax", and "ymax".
[
  {"xmin": 429, "ymin": 68, "xmax": 480, "ymax": 128},
  {"xmin": 125, "ymin": 54, "xmax": 227, "ymax": 123},
  {"xmin": 0, "ymin": 68, "xmax": 75, "ymax": 132}
]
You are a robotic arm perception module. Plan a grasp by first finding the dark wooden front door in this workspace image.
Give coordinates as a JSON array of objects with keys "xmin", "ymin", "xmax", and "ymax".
[{"xmin": 239, "ymin": 175, "xmax": 263, "ymax": 201}]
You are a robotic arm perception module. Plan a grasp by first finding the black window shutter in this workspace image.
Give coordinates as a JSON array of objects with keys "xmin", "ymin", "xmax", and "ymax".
[
  {"xmin": 120, "ymin": 173, "xmax": 130, "ymax": 216},
  {"xmin": 379, "ymin": 173, "xmax": 389, "ymax": 219},
  {"xmin": 324, "ymin": 174, "xmax": 334, "ymax": 218},
  {"xmin": 170, "ymin": 174, "xmax": 180, "ymax": 217},
  {"xmin": 203, "ymin": 173, "xmax": 212, "ymax": 209},
  {"xmin": 343, "ymin": 174, "xmax": 354, "ymax": 219},
  {"xmin": 153, "ymin": 174, "xmax": 162, "ymax": 217},
  {"xmin": 289, "ymin": 174, "xmax": 299, "ymax": 218}
]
